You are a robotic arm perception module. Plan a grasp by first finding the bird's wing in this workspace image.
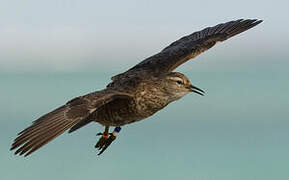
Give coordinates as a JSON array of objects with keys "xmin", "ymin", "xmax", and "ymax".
[
  {"xmin": 10, "ymin": 90, "xmax": 132, "ymax": 157},
  {"xmin": 126, "ymin": 19, "xmax": 262, "ymax": 74}
]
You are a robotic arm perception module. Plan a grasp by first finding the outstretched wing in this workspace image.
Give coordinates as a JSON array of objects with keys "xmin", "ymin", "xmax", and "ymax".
[
  {"xmin": 10, "ymin": 90, "xmax": 132, "ymax": 157},
  {"xmin": 127, "ymin": 19, "xmax": 262, "ymax": 74}
]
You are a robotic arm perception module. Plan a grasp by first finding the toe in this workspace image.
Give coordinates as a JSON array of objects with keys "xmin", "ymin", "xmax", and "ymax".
[
  {"xmin": 95, "ymin": 134, "xmax": 109, "ymax": 149},
  {"xmin": 97, "ymin": 135, "xmax": 116, "ymax": 155}
]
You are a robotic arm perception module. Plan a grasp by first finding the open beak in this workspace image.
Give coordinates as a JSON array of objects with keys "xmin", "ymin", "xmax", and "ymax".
[{"xmin": 189, "ymin": 84, "xmax": 205, "ymax": 96}]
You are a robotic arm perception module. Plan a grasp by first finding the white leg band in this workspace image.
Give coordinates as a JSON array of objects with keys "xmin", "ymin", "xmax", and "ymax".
[{"xmin": 112, "ymin": 131, "xmax": 119, "ymax": 136}]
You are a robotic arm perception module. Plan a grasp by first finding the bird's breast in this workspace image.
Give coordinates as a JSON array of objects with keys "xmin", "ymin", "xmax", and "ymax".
[{"xmin": 134, "ymin": 88, "xmax": 169, "ymax": 118}]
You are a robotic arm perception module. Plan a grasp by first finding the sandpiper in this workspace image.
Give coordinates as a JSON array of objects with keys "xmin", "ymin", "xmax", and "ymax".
[{"xmin": 10, "ymin": 19, "xmax": 262, "ymax": 156}]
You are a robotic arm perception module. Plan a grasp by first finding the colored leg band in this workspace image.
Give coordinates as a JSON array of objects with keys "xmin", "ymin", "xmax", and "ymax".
[
  {"xmin": 102, "ymin": 133, "xmax": 109, "ymax": 138},
  {"xmin": 112, "ymin": 127, "xmax": 121, "ymax": 136}
]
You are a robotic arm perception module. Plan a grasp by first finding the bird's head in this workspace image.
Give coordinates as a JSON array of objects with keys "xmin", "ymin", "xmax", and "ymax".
[{"xmin": 161, "ymin": 72, "xmax": 204, "ymax": 101}]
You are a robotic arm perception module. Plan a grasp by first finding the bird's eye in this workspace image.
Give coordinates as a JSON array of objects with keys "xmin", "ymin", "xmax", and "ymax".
[{"xmin": 176, "ymin": 80, "xmax": 182, "ymax": 84}]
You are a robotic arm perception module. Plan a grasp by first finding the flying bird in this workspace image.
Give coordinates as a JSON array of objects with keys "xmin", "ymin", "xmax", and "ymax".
[{"xmin": 10, "ymin": 19, "xmax": 262, "ymax": 156}]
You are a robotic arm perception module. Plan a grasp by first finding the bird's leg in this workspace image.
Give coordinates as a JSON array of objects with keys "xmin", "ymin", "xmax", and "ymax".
[
  {"xmin": 95, "ymin": 126, "xmax": 121, "ymax": 155},
  {"xmin": 95, "ymin": 126, "xmax": 110, "ymax": 149}
]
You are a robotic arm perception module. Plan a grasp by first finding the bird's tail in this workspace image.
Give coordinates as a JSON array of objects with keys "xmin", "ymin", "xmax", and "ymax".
[
  {"xmin": 10, "ymin": 105, "xmax": 78, "ymax": 157},
  {"xmin": 68, "ymin": 117, "xmax": 92, "ymax": 133}
]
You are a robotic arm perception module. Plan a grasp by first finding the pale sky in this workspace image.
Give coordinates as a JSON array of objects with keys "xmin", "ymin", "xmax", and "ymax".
[
  {"xmin": 0, "ymin": 0, "xmax": 288, "ymax": 72},
  {"xmin": 1, "ymin": 1, "xmax": 289, "ymax": 180}
]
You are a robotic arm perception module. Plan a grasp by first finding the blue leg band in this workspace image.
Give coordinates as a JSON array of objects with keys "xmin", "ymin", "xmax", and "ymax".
[
  {"xmin": 114, "ymin": 127, "xmax": 121, "ymax": 133},
  {"xmin": 112, "ymin": 127, "xmax": 121, "ymax": 137}
]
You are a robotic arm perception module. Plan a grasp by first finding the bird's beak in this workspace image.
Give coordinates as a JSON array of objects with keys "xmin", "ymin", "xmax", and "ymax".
[{"xmin": 188, "ymin": 84, "xmax": 205, "ymax": 96}]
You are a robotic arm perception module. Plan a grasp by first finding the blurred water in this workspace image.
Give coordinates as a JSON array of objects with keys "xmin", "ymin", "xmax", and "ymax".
[{"xmin": 1, "ymin": 59, "xmax": 289, "ymax": 180}]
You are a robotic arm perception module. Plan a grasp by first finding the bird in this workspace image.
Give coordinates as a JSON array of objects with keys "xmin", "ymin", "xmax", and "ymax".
[{"xmin": 10, "ymin": 19, "xmax": 262, "ymax": 156}]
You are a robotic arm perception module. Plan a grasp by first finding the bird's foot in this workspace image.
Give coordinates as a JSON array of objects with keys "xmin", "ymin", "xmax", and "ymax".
[{"xmin": 95, "ymin": 127, "xmax": 121, "ymax": 155}]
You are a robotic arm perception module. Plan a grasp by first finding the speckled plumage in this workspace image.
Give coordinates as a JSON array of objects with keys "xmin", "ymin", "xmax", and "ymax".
[{"xmin": 11, "ymin": 19, "xmax": 262, "ymax": 156}]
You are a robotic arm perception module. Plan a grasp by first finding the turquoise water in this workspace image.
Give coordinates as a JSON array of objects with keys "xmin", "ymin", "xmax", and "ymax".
[{"xmin": 1, "ymin": 59, "xmax": 289, "ymax": 180}]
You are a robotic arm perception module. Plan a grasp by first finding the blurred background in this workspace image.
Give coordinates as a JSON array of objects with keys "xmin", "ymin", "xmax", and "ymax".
[{"xmin": 1, "ymin": 0, "xmax": 288, "ymax": 180}]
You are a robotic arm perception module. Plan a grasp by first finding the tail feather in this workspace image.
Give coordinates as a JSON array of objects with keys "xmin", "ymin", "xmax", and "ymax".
[{"xmin": 68, "ymin": 118, "xmax": 92, "ymax": 133}]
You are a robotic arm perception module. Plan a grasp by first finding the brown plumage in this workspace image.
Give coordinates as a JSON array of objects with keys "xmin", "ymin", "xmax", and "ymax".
[{"xmin": 10, "ymin": 19, "xmax": 262, "ymax": 156}]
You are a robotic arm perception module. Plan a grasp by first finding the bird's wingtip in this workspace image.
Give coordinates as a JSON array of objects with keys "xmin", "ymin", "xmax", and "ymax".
[{"xmin": 252, "ymin": 18, "xmax": 263, "ymax": 23}]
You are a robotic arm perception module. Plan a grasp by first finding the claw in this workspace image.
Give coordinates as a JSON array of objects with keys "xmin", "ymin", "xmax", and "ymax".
[
  {"xmin": 97, "ymin": 135, "xmax": 116, "ymax": 155},
  {"xmin": 95, "ymin": 137, "xmax": 106, "ymax": 149},
  {"xmin": 95, "ymin": 132, "xmax": 109, "ymax": 148},
  {"xmin": 95, "ymin": 127, "xmax": 121, "ymax": 155}
]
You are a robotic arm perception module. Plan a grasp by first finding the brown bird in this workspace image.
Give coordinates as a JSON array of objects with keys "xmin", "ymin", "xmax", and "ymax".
[{"xmin": 10, "ymin": 19, "xmax": 262, "ymax": 156}]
